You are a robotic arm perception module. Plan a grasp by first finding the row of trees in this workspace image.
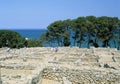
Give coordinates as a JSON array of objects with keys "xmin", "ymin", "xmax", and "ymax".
[
  {"xmin": 0, "ymin": 30, "xmax": 42, "ymax": 48},
  {"xmin": 1, "ymin": 16, "xmax": 120, "ymax": 49},
  {"xmin": 40, "ymin": 16, "xmax": 120, "ymax": 49}
]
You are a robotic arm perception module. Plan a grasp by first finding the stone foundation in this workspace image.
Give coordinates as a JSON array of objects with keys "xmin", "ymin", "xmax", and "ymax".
[
  {"xmin": 42, "ymin": 67, "xmax": 120, "ymax": 84},
  {"xmin": 0, "ymin": 47, "xmax": 120, "ymax": 84}
]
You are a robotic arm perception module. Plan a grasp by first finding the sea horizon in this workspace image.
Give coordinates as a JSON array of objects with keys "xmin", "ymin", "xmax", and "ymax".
[
  {"xmin": 0, "ymin": 28, "xmax": 46, "ymax": 30},
  {"xmin": 9, "ymin": 28, "xmax": 46, "ymax": 39}
]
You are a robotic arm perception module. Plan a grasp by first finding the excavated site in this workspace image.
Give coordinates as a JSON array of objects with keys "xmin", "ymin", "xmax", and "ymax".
[{"xmin": 0, "ymin": 47, "xmax": 120, "ymax": 84}]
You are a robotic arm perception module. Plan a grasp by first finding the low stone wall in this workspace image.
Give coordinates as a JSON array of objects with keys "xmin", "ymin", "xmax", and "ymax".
[
  {"xmin": 42, "ymin": 67, "xmax": 120, "ymax": 84},
  {"xmin": 0, "ymin": 63, "xmax": 35, "ymax": 70},
  {"xmin": 26, "ymin": 67, "xmax": 43, "ymax": 84},
  {"xmin": 0, "ymin": 55, "xmax": 18, "ymax": 61},
  {"xmin": 42, "ymin": 67, "xmax": 62, "ymax": 82}
]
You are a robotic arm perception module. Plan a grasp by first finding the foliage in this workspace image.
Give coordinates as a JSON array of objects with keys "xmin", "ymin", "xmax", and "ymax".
[
  {"xmin": 0, "ymin": 30, "xmax": 42, "ymax": 48},
  {"xmin": 27, "ymin": 39, "xmax": 42, "ymax": 47},
  {"xmin": 44, "ymin": 20, "xmax": 71, "ymax": 46},
  {"xmin": 0, "ymin": 30, "xmax": 24, "ymax": 48},
  {"xmin": 96, "ymin": 16, "xmax": 119, "ymax": 47},
  {"xmin": 41, "ymin": 16, "xmax": 120, "ymax": 49}
]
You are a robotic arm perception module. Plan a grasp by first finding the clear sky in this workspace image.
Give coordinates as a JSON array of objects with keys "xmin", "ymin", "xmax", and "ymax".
[{"xmin": 0, "ymin": 0, "xmax": 120, "ymax": 29}]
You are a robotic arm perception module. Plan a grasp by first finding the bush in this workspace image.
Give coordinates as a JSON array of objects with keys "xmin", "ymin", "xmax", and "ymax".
[
  {"xmin": 27, "ymin": 39, "xmax": 42, "ymax": 47},
  {"xmin": 0, "ymin": 30, "xmax": 43, "ymax": 48},
  {"xmin": 0, "ymin": 30, "xmax": 24, "ymax": 48}
]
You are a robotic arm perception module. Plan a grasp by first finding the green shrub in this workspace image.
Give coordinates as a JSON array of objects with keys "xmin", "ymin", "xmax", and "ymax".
[
  {"xmin": 0, "ymin": 30, "xmax": 24, "ymax": 48},
  {"xmin": 27, "ymin": 39, "xmax": 42, "ymax": 47}
]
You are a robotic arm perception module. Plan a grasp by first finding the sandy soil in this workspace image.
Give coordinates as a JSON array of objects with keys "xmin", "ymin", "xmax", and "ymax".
[
  {"xmin": 41, "ymin": 79, "xmax": 61, "ymax": 84},
  {"xmin": 1, "ymin": 68, "xmax": 33, "ymax": 76}
]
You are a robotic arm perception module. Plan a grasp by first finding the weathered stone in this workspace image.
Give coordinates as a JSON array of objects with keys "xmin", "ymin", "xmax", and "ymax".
[{"xmin": 0, "ymin": 47, "xmax": 120, "ymax": 84}]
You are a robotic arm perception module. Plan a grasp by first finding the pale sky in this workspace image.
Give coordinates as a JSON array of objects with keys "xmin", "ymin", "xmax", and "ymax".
[{"xmin": 0, "ymin": 0, "xmax": 120, "ymax": 29}]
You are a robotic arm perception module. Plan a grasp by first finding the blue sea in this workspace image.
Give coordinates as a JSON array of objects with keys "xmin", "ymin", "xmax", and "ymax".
[{"xmin": 12, "ymin": 29, "xmax": 46, "ymax": 39}]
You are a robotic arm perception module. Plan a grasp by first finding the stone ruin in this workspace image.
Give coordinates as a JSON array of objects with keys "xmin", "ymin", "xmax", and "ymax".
[{"xmin": 0, "ymin": 47, "xmax": 120, "ymax": 84}]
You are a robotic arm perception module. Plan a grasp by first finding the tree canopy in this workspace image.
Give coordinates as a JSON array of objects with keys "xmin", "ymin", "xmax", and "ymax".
[
  {"xmin": 40, "ymin": 16, "xmax": 120, "ymax": 49},
  {"xmin": 0, "ymin": 30, "xmax": 25, "ymax": 48}
]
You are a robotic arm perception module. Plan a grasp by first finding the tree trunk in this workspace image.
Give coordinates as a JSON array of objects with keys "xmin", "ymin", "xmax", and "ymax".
[
  {"xmin": 79, "ymin": 41, "xmax": 81, "ymax": 48},
  {"xmin": 73, "ymin": 39, "xmax": 75, "ymax": 46},
  {"xmin": 118, "ymin": 41, "xmax": 120, "ymax": 50},
  {"xmin": 113, "ymin": 40, "xmax": 116, "ymax": 48},
  {"xmin": 103, "ymin": 40, "xmax": 109, "ymax": 48},
  {"xmin": 88, "ymin": 34, "xmax": 90, "ymax": 48}
]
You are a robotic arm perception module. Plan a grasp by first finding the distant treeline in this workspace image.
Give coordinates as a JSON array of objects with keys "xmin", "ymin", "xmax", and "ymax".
[
  {"xmin": 40, "ymin": 16, "xmax": 120, "ymax": 49},
  {"xmin": 0, "ymin": 30, "xmax": 42, "ymax": 48}
]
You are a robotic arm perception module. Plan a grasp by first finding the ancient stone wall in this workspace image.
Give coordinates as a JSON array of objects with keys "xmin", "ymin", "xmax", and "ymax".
[
  {"xmin": 26, "ymin": 67, "xmax": 43, "ymax": 84},
  {"xmin": 0, "ymin": 47, "xmax": 120, "ymax": 84},
  {"xmin": 42, "ymin": 66, "xmax": 120, "ymax": 84}
]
